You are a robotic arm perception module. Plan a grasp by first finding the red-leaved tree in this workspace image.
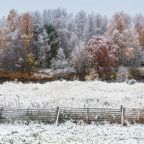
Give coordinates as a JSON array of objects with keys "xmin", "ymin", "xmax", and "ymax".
[{"xmin": 86, "ymin": 36, "xmax": 118, "ymax": 80}]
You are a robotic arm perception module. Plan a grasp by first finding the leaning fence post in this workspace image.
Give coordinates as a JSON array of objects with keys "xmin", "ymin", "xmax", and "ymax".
[
  {"xmin": 120, "ymin": 105, "xmax": 124, "ymax": 126},
  {"xmin": 55, "ymin": 107, "xmax": 60, "ymax": 125}
]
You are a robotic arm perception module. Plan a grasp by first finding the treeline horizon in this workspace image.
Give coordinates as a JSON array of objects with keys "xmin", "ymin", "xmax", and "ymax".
[{"xmin": 0, "ymin": 8, "xmax": 144, "ymax": 80}]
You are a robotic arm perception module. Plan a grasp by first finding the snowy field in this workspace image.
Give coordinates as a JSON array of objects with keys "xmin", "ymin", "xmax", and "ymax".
[
  {"xmin": 0, "ymin": 81, "xmax": 144, "ymax": 144},
  {"xmin": 0, "ymin": 122, "xmax": 144, "ymax": 144},
  {"xmin": 0, "ymin": 80, "xmax": 144, "ymax": 109}
]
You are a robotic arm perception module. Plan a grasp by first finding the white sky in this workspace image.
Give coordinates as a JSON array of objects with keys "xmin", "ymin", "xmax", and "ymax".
[{"xmin": 0, "ymin": 0, "xmax": 144, "ymax": 16}]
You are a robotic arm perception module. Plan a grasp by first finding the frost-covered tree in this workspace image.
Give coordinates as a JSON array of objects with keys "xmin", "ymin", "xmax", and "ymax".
[
  {"xmin": 83, "ymin": 14, "xmax": 95, "ymax": 41},
  {"xmin": 18, "ymin": 12, "xmax": 37, "ymax": 72},
  {"xmin": 51, "ymin": 48, "xmax": 68, "ymax": 69},
  {"xmin": 0, "ymin": 9, "xmax": 143, "ymax": 74},
  {"xmin": 44, "ymin": 23, "xmax": 60, "ymax": 66},
  {"xmin": 47, "ymin": 9, "xmax": 74, "ymax": 59},
  {"xmin": 36, "ymin": 28, "xmax": 49, "ymax": 68},
  {"xmin": 84, "ymin": 14, "xmax": 108, "ymax": 41},
  {"xmin": 67, "ymin": 33, "xmax": 79, "ymax": 57},
  {"xmin": 94, "ymin": 15, "xmax": 108, "ymax": 36},
  {"xmin": 32, "ymin": 11, "xmax": 43, "ymax": 59},
  {"xmin": 75, "ymin": 11, "xmax": 87, "ymax": 40},
  {"xmin": 135, "ymin": 15, "xmax": 144, "ymax": 50},
  {"xmin": 72, "ymin": 42, "xmax": 90, "ymax": 80},
  {"xmin": 50, "ymin": 8, "xmax": 67, "ymax": 29},
  {"xmin": 107, "ymin": 12, "xmax": 142, "ymax": 67},
  {"xmin": 1, "ymin": 10, "xmax": 21, "ymax": 71},
  {"xmin": 86, "ymin": 36, "xmax": 118, "ymax": 80}
]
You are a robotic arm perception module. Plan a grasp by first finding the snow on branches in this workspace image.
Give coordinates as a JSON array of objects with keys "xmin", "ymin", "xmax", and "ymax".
[{"xmin": 86, "ymin": 36, "xmax": 118, "ymax": 80}]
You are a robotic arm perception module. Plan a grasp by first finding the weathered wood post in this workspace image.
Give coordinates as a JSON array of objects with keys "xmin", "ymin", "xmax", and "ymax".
[
  {"xmin": 55, "ymin": 107, "xmax": 60, "ymax": 125},
  {"xmin": 0, "ymin": 108, "xmax": 4, "ymax": 123},
  {"xmin": 121, "ymin": 105, "xmax": 124, "ymax": 126},
  {"xmin": 86, "ymin": 107, "xmax": 91, "ymax": 124}
]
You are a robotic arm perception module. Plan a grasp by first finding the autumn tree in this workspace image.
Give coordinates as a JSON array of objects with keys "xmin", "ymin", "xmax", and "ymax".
[
  {"xmin": 86, "ymin": 36, "xmax": 118, "ymax": 80},
  {"xmin": 0, "ymin": 10, "xmax": 20, "ymax": 71},
  {"xmin": 135, "ymin": 15, "xmax": 144, "ymax": 50},
  {"xmin": 18, "ymin": 12, "xmax": 37, "ymax": 72},
  {"xmin": 0, "ymin": 27, "xmax": 9, "ymax": 70},
  {"xmin": 0, "ymin": 9, "xmax": 143, "ymax": 75},
  {"xmin": 18, "ymin": 12, "xmax": 33, "ymax": 50},
  {"xmin": 107, "ymin": 12, "xmax": 142, "ymax": 67},
  {"xmin": 7, "ymin": 9, "xmax": 18, "ymax": 32}
]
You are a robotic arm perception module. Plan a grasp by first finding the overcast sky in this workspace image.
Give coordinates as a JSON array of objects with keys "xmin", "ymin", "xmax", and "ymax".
[{"xmin": 0, "ymin": 0, "xmax": 144, "ymax": 17}]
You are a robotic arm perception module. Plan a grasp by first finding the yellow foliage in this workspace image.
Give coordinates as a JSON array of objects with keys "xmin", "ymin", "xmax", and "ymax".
[{"xmin": 0, "ymin": 70, "xmax": 55, "ymax": 82}]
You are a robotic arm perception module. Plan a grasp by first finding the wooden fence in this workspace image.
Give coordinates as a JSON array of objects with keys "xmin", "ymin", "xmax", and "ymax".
[{"xmin": 0, "ymin": 106, "xmax": 143, "ymax": 125}]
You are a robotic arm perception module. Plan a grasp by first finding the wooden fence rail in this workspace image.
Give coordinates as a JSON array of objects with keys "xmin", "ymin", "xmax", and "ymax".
[{"xmin": 0, "ymin": 106, "xmax": 143, "ymax": 125}]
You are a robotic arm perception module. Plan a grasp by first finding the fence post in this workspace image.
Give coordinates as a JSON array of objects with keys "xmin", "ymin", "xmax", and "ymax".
[
  {"xmin": 87, "ymin": 107, "xmax": 89, "ymax": 114},
  {"xmin": 86, "ymin": 107, "xmax": 91, "ymax": 124},
  {"xmin": 55, "ymin": 107, "xmax": 60, "ymax": 125},
  {"xmin": 120, "ymin": 105, "xmax": 124, "ymax": 126}
]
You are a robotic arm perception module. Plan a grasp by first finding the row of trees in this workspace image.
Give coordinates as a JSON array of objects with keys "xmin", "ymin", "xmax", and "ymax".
[
  {"xmin": 0, "ymin": 9, "xmax": 144, "ymax": 80},
  {"xmin": 0, "ymin": 10, "xmax": 60, "ymax": 72}
]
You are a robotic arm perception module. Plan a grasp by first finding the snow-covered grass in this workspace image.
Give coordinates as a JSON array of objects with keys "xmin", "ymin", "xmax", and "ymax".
[
  {"xmin": 0, "ymin": 122, "xmax": 144, "ymax": 144},
  {"xmin": 0, "ymin": 81, "xmax": 144, "ymax": 143},
  {"xmin": 0, "ymin": 80, "xmax": 144, "ymax": 109}
]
